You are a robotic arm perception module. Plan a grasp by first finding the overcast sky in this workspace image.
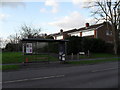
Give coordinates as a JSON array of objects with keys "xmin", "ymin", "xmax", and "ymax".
[{"xmin": 0, "ymin": 0, "xmax": 99, "ymax": 39}]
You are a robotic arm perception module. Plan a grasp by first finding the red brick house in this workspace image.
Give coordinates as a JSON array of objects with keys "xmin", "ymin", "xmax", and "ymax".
[{"xmin": 50, "ymin": 22, "xmax": 114, "ymax": 43}]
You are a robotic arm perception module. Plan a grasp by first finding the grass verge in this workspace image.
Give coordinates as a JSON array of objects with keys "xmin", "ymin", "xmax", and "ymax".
[
  {"xmin": 66, "ymin": 58, "xmax": 119, "ymax": 64},
  {"xmin": 0, "ymin": 65, "xmax": 20, "ymax": 70},
  {"xmin": 79, "ymin": 53, "xmax": 117, "ymax": 59},
  {"xmin": 2, "ymin": 52, "xmax": 58, "ymax": 64},
  {"xmin": 2, "ymin": 52, "xmax": 118, "ymax": 64}
]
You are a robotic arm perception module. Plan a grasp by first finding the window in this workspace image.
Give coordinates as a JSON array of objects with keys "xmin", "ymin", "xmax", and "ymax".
[
  {"xmin": 70, "ymin": 33, "xmax": 80, "ymax": 36},
  {"xmin": 106, "ymin": 30, "xmax": 112, "ymax": 35},
  {"xmin": 82, "ymin": 30, "xmax": 94, "ymax": 37},
  {"xmin": 56, "ymin": 35, "xmax": 63, "ymax": 40}
]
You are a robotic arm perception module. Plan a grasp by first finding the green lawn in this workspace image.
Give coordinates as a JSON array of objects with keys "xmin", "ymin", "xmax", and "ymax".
[
  {"xmin": 2, "ymin": 52, "xmax": 58, "ymax": 64},
  {"xmin": 1, "ymin": 52, "xmax": 119, "ymax": 70},
  {"xmin": 2, "ymin": 52, "xmax": 119, "ymax": 64},
  {"xmin": 66, "ymin": 58, "xmax": 119, "ymax": 64},
  {"xmin": 0, "ymin": 65, "xmax": 20, "ymax": 70},
  {"xmin": 0, "ymin": 52, "xmax": 2, "ymax": 64},
  {"xmin": 79, "ymin": 53, "xmax": 117, "ymax": 59}
]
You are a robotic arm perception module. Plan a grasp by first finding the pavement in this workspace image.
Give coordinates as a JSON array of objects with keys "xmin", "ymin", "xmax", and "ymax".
[{"xmin": 2, "ymin": 61, "xmax": 119, "ymax": 88}]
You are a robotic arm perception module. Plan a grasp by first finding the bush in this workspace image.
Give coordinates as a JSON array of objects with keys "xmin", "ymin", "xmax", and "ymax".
[
  {"xmin": 87, "ymin": 38, "xmax": 106, "ymax": 53},
  {"xmin": 66, "ymin": 36, "xmax": 107, "ymax": 54},
  {"xmin": 66, "ymin": 36, "xmax": 82, "ymax": 54},
  {"xmin": 5, "ymin": 43, "xmax": 22, "ymax": 52},
  {"xmin": 105, "ymin": 43, "xmax": 114, "ymax": 53}
]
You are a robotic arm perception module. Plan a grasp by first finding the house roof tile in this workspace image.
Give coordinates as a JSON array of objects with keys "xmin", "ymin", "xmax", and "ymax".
[{"xmin": 51, "ymin": 22, "xmax": 108, "ymax": 36}]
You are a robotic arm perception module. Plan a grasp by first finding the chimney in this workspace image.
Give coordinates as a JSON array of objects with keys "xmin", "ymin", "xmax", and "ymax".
[
  {"xmin": 45, "ymin": 33, "xmax": 47, "ymax": 36},
  {"xmin": 60, "ymin": 29, "xmax": 63, "ymax": 34},
  {"xmin": 86, "ymin": 23, "xmax": 89, "ymax": 27}
]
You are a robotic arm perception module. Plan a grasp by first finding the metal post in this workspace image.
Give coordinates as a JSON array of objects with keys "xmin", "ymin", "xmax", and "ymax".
[
  {"xmin": 22, "ymin": 43, "xmax": 24, "ymax": 55},
  {"xmin": 71, "ymin": 53, "xmax": 73, "ymax": 60},
  {"xmin": 65, "ymin": 42, "xmax": 67, "ymax": 61},
  {"xmin": 47, "ymin": 42, "xmax": 49, "ymax": 64},
  {"xmin": 77, "ymin": 53, "xmax": 79, "ymax": 60}
]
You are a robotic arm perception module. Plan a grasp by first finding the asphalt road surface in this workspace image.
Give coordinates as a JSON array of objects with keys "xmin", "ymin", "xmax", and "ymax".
[{"xmin": 2, "ymin": 61, "xmax": 119, "ymax": 88}]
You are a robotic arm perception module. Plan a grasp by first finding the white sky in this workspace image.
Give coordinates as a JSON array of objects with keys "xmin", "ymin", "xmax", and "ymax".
[{"xmin": 0, "ymin": 0, "xmax": 103, "ymax": 40}]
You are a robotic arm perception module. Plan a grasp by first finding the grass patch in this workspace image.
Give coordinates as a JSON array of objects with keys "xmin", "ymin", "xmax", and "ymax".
[
  {"xmin": 90, "ymin": 53, "xmax": 117, "ymax": 58},
  {"xmin": 2, "ymin": 52, "xmax": 58, "ymax": 64},
  {"xmin": 2, "ymin": 52, "xmax": 119, "ymax": 64},
  {"xmin": 79, "ymin": 53, "xmax": 117, "ymax": 59},
  {"xmin": 0, "ymin": 52, "xmax": 2, "ymax": 64},
  {"xmin": 66, "ymin": 58, "xmax": 119, "ymax": 64},
  {"xmin": 0, "ymin": 65, "xmax": 20, "ymax": 70},
  {"xmin": 2, "ymin": 52, "xmax": 24, "ymax": 64},
  {"xmin": 25, "ymin": 54, "xmax": 58, "ymax": 62}
]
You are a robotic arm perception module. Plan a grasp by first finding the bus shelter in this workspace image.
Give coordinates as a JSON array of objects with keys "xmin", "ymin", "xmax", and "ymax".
[{"xmin": 21, "ymin": 38, "xmax": 68, "ymax": 63}]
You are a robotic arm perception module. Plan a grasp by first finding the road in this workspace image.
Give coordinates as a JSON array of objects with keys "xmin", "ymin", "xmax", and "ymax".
[{"xmin": 2, "ymin": 61, "xmax": 119, "ymax": 88}]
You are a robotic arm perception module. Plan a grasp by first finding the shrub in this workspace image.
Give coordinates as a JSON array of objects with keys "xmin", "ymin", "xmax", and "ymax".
[
  {"xmin": 66, "ymin": 36, "xmax": 107, "ymax": 54},
  {"xmin": 66, "ymin": 36, "xmax": 82, "ymax": 54}
]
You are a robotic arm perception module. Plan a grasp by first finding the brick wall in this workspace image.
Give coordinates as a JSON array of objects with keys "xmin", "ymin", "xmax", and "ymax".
[{"xmin": 97, "ymin": 23, "xmax": 114, "ymax": 43}]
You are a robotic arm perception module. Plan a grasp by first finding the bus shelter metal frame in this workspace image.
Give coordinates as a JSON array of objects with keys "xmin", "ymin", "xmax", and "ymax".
[{"xmin": 21, "ymin": 38, "xmax": 68, "ymax": 63}]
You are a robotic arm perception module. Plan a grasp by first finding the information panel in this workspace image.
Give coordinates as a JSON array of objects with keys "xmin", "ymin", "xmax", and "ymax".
[{"xmin": 26, "ymin": 43, "xmax": 32, "ymax": 54}]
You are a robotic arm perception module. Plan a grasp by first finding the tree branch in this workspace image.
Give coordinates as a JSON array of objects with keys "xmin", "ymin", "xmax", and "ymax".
[{"xmin": 97, "ymin": 2, "xmax": 112, "ymax": 22}]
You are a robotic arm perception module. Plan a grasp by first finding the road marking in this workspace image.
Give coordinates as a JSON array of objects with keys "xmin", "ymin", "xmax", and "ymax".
[
  {"xmin": 91, "ymin": 67, "xmax": 119, "ymax": 73},
  {"xmin": 1, "ymin": 75, "xmax": 65, "ymax": 84}
]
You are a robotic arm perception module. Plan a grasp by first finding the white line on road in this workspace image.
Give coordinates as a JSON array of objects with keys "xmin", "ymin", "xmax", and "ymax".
[
  {"xmin": 91, "ymin": 67, "xmax": 118, "ymax": 73},
  {"xmin": 1, "ymin": 75, "xmax": 65, "ymax": 84}
]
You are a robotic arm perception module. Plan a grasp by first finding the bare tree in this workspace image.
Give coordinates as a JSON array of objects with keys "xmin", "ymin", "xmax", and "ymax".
[
  {"xmin": 20, "ymin": 24, "xmax": 42, "ymax": 39},
  {"xmin": 85, "ymin": 0, "xmax": 120, "ymax": 55},
  {"xmin": 0, "ymin": 37, "xmax": 8, "ymax": 49},
  {"xmin": 5, "ymin": 33, "xmax": 21, "ymax": 51},
  {"xmin": 7, "ymin": 33, "xmax": 20, "ymax": 44},
  {"xmin": 0, "ymin": 37, "xmax": 3, "ymax": 49}
]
